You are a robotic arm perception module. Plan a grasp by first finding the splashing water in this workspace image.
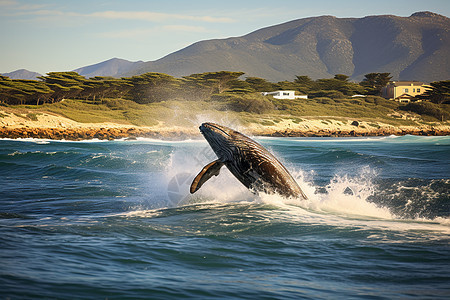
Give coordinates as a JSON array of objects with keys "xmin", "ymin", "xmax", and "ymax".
[{"xmin": 162, "ymin": 140, "xmax": 447, "ymax": 229}]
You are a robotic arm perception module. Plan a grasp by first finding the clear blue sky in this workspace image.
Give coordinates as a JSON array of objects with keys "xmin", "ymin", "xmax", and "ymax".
[{"xmin": 1, "ymin": 0, "xmax": 449, "ymax": 74}]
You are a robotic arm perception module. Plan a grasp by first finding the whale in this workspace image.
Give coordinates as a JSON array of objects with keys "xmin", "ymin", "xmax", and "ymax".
[{"xmin": 190, "ymin": 122, "xmax": 307, "ymax": 199}]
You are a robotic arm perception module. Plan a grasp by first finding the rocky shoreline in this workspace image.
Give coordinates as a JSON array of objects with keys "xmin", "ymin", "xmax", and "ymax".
[
  {"xmin": 0, "ymin": 126, "xmax": 197, "ymax": 140},
  {"xmin": 1, "ymin": 126, "xmax": 449, "ymax": 141},
  {"xmin": 266, "ymin": 128, "xmax": 450, "ymax": 138}
]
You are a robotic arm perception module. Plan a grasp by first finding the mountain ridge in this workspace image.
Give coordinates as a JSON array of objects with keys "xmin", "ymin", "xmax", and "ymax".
[
  {"xmin": 2, "ymin": 69, "xmax": 42, "ymax": 80},
  {"xmin": 73, "ymin": 58, "xmax": 144, "ymax": 78},
  {"xmin": 4, "ymin": 12, "xmax": 450, "ymax": 83},
  {"xmin": 120, "ymin": 11, "xmax": 449, "ymax": 82}
]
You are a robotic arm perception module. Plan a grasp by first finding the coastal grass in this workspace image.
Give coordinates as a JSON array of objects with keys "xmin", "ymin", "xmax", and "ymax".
[
  {"xmin": 45, "ymin": 101, "xmax": 135, "ymax": 124},
  {"xmin": 267, "ymin": 96, "xmax": 430, "ymax": 126},
  {"xmin": 270, "ymin": 97, "xmax": 399, "ymax": 119},
  {"xmin": 24, "ymin": 99, "xmax": 235, "ymax": 127},
  {"xmin": 4, "ymin": 96, "xmax": 448, "ymax": 128}
]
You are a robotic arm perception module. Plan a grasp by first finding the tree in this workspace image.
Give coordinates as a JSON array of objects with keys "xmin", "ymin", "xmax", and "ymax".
[
  {"xmin": 26, "ymin": 80, "xmax": 54, "ymax": 105},
  {"xmin": 203, "ymin": 71, "xmax": 245, "ymax": 93},
  {"xmin": 360, "ymin": 73, "xmax": 392, "ymax": 95},
  {"xmin": 294, "ymin": 75, "xmax": 314, "ymax": 85},
  {"xmin": 0, "ymin": 77, "xmax": 54, "ymax": 105},
  {"xmin": 0, "ymin": 78, "xmax": 33, "ymax": 105},
  {"xmin": 45, "ymin": 83, "xmax": 82, "ymax": 103},
  {"xmin": 415, "ymin": 80, "xmax": 450, "ymax": 104},
  {"xmin": 39, "ymin": 72, "xmax": 86, "ymax": 102},
  {"xmin": 126, "ymin": 73, "xmax": 181, "ymax": 103},
  {"xmin": 276, "ymin": 80, "xmax": 302, "ymax": 91},
  {"xmin": 293, "ymin": 75, "xmax": 315, "ymax": 92},
  {"xmin": 79, "ymin": 79, "xmax": 107, "ymax": 102},
  {"xmin": 315, "ymin": 78, "xmax": 365, "ymax": 96},
  {"xmin": 245, "ymin": 77, "xmax": 275, "ymax": 92},
  {"xmin": 103, "ymin": 78, "xmax": 133, "ymax": 99},
  {"xmin": 39, "ymin": 72, "xmax": 86, "ymax": 86},
  {"xmin": 180, "ymin": 71, "xmax": 244, "ymax": 100},
  {"xmin": 334, "ymin": 74, "xmax": 350, "ymax": 81},
  {"xmin": 225, "ymin": 79, "xmax": 254, "ymax": 93}
]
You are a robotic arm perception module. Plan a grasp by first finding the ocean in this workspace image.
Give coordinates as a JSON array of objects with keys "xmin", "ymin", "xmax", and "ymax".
[{"xmin": 1, "ymin": 135, "xmax": 449, "ymax": 299}]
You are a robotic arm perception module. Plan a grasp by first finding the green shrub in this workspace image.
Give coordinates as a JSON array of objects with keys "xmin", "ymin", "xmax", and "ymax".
[
  {"xmin": 103, "ymin": 99, "xmax": 142, "ymax": 110},
  {"xmin": 314, "ymin": 97, "xmax": 334, "ymax": 104},
  {"xmin": 291, "ymin": 117, "xmax": 303, "ymax": 124},
  {"xmin": 400, "ymin": 102, "xmax": 449, "ymax": 121},
  {"xmin": 373, "ymin": 97, "xmax": 398, "ymax": 108},
  {"xmin": 364, "ymin": 96, "xmax": 384, "ymax": 103},
  {"xmin": 260, "ymin": 119, "xmax": 275, "ymax": 126},
  {"xmin": 26, "ymin": 113, "xmax": 39, "ymax": 121},
  {"xmin": 309, "ymin": 90, "xmax": 345, "ymax": 99},
  {"xmin": 212, "ymin": 93, "xmax": 275, "ymax": 114},
  {"xmin": 327, "ymin": 91, "xmax": 346, "ymax": 99}
]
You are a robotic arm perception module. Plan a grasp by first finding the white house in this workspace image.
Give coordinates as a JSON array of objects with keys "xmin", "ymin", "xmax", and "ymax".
[{"xmin": 262, "ymin": 90, "xmax": 307, "ymax": 100}]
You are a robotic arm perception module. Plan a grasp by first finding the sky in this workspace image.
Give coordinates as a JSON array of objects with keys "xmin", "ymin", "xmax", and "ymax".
[{"xmin": 1, "ymin": 0, "xmax": 449, "ymax": 74}]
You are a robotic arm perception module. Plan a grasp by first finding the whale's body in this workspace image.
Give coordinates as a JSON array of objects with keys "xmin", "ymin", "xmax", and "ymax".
[{"xmin": 190, "ymin": 123, "xmax": 307, "ymax": 199}]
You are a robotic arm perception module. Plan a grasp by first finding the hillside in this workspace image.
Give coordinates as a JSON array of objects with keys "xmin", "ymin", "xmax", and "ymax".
[
  {"xmin": 2, "ymin": 69, "xmax": 42, "ymax": 80},
  {"xmin": 79, "ymin": 12, "xmax": 449, "ymax": 83},
  {"xmin": 1, "ymin": 98, "xmax": 449, "ymax": 140},
  {"xmin": 73, "ymin": 58, "xmax": 144, "ymax": 78}
]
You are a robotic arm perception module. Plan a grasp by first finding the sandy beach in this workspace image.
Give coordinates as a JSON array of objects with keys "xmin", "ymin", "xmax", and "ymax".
[{"xmin": 1, "ymin": 109, "xmax": 449, "ymax": 140}]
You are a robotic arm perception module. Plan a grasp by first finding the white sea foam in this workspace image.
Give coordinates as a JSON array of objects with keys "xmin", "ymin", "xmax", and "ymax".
[
  {"xmin": 0, "ymin": 137, "xmax": 51, "ymax": 144},
  {"xmin": 301, "ymin": 168, "xmax": 393, "ymax": 219}
]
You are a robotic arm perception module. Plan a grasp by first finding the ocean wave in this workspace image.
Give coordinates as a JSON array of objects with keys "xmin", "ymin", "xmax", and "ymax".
[{"xmin": 1, "ymin": 137, "xmax": 448, "ymax": 238}]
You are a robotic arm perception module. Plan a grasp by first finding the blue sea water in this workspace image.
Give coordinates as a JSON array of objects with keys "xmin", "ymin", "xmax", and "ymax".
[{"xmin": 1, "ymin": 135, "xmax": 449, "ymax": 299}]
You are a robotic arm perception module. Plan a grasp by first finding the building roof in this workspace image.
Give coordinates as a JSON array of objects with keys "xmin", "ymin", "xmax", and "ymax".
[
  {"xmin": 389, "ymin": 81, "xmax": 424, "ymax": 87},
  {"xmin": 395, "ymin": 93, "xmax": 415, "ymax": 99},
  {"xmin": 264, "ymin": 90, "xmax": 295, "ymax": 93}
]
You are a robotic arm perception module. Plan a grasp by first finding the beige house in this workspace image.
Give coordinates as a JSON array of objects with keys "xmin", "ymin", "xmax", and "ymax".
[{"xmin": 382, "ymin": 81, "xmax": 427, "ymax": 102}]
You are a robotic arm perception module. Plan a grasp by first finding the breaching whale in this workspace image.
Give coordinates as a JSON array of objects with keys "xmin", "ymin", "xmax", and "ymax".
[{"xmin": 190, "ymin": 123, "xmax": 307, "ymax": 199}]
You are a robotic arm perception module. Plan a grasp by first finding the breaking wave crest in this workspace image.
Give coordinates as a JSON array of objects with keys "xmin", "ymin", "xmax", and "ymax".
[{"xmin": 159, "ymin": 146, "xmax": 449, "ymax": 231}]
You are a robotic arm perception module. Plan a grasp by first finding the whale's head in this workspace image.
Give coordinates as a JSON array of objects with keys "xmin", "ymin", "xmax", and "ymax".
[{"xmin": 200, "ymin": 122, "xmax": 248, "ymax": 162}]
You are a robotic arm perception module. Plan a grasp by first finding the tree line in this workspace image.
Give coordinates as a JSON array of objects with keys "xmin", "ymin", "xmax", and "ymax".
[
  {"xmin": 0, "ymin": 71, "xmax": 246, "ymax": 105},
  {"xmin": 0, "ymin": 71, "xmax": 448, "ymax": 105}
]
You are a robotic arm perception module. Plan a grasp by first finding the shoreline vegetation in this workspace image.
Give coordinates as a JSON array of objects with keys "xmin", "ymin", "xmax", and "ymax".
[
  {"xmin": 1, "ymin": 101, "xmax": 449, "ymax": 140},
  {"xmin": 1, "ymin": 71, "xmax": 449, "ymax": 140}
]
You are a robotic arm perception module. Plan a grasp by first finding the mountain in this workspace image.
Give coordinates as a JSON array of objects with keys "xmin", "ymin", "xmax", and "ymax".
[
  {"xmin": 73, "ymin": 58, "xmax": 144, "ymax": 78},
  {"xmin": 80, "ymin": 12, "xmax": 450, "ymax": 83},
  {"xmin": 2, "ymin": 69, "xmax": 42, "ymax": 80}
]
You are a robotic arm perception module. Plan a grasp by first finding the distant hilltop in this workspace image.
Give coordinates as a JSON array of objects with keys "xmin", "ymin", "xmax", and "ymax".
[
  {"xmin": 76, "ymin": 12, "xmax": 449, "ymax": 83},
  {"xmin": 73, "ymin": 58, "xmax": 144, "ymax": 79},
  {"xmin": 4, "ymin": 12, "xmax": 449, "ymax": 83},
  {"xmin": 2, "ymin": 69, "xmax": 42, "ymax": 80}
]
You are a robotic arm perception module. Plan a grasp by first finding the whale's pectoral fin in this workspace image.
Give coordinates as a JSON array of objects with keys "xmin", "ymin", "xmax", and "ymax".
[{"xmin": 190, "ymin": 160, "xmax": 225, "ymax": 194}]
